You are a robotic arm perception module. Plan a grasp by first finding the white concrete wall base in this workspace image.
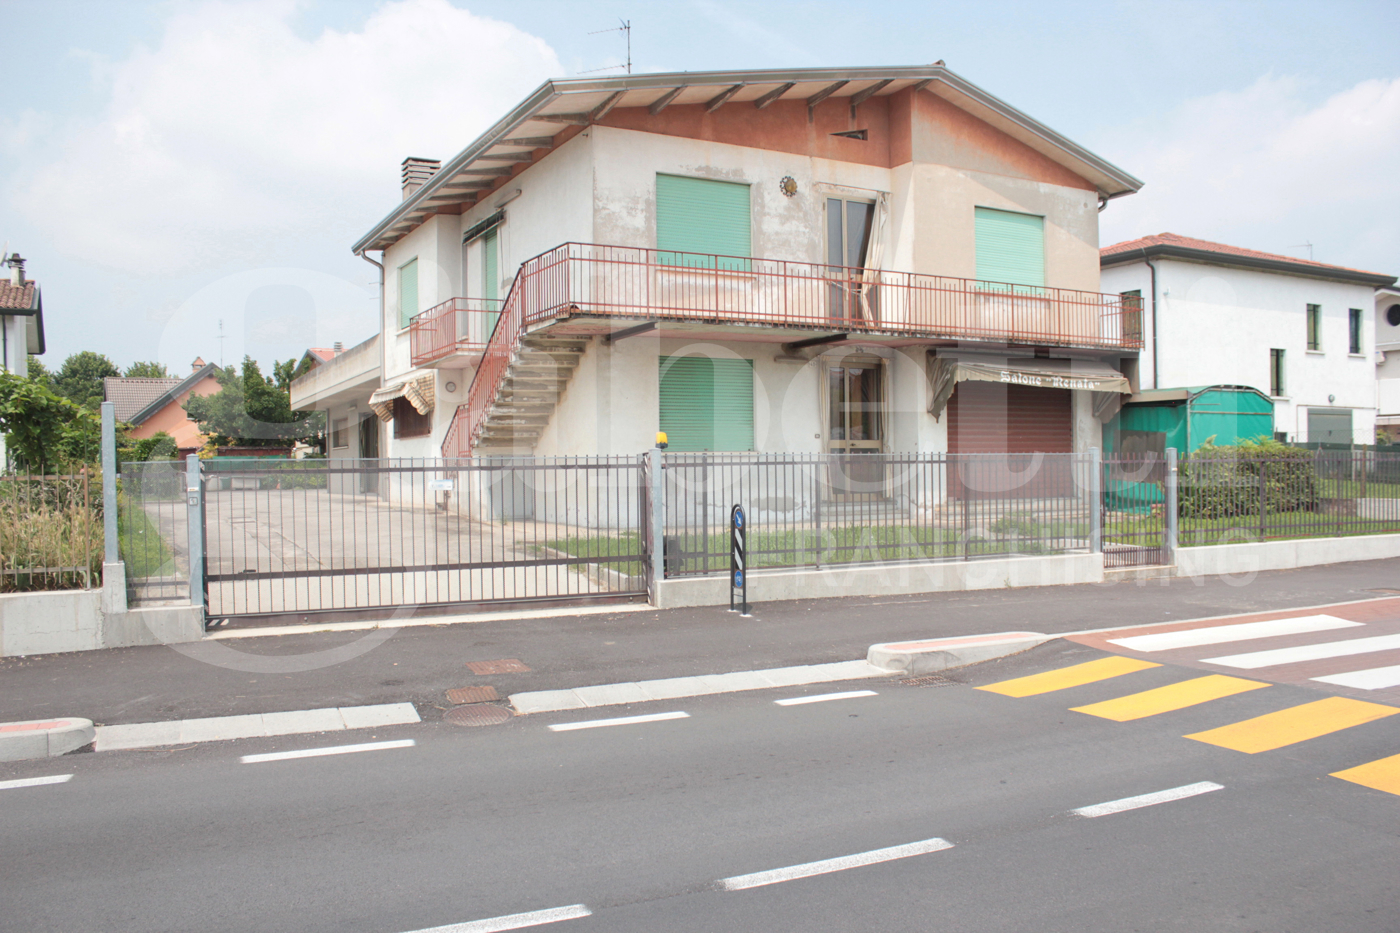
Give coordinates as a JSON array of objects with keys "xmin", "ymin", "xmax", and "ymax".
[
  {"xmin": 1175, "ymin": 533, "xmax": 1400, "ymax": 579},
  {"xmin": 101, "ymin": 606, "xmax": 205, "ymax": 649},
  {"xmin": 655, "ymin": 553, "xmax": 1103, "ymax": 610},
  {"xmin": 0, "ymin": 587, "xmax": 204, "ymax": 657},
  {"xmin": 0, "ymin": 717, "xmax": 95, "ymax": 761}
]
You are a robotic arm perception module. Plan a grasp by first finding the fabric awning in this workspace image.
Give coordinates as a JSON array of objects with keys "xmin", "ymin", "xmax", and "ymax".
[
  {"xmin": 927, "ymin": 355, "xmax": 1132, "ymax": 423},
  {"xmin": 368, "ymin": 370, "xmax": 436, "ymax": 423}
]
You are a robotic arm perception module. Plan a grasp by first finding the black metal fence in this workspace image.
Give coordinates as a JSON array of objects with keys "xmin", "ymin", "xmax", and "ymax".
[
  {"xmin": 656, "ymin": 452, "xmax": 1096, "ymax": 575},
  {"xmin": 119, "ymin": 460, "xmax": 189, "ymax": 604},
  {"xmin": 1102, "ymin": 454, "xmax": 1169, "ymax": 568},
  {"xmin": 0, "ymin": 471, "xmax": 102, "ymax": 592},
  {"xmin": 200, "ymin": 457, "xmax": 646, "ymax": 620},
  {"xmin": 1177, "ymin": 449, "xmax": 1400, "ymax": 545}
]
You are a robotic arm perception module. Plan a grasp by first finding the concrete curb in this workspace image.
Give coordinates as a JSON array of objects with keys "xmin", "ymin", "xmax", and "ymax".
[
  {"xmin": 0, "ymin": 718, "xmax": 96, "ymax": 762},
  {"xmin": 867, "ymin": 631, "xmax": 1051, "ymax": 675}
]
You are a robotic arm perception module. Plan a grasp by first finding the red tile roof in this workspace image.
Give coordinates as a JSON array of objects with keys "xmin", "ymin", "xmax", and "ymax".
[
  {"xmin": 1101, "ymin": 232, "xmax": 1393, "ymax": 282},
  {"xmin": 0, "ymin": 280, "xmax": 38, "ymax": 311},
  {"xmin": 103, "ymin": 377, "xmax": 184, "ymax": 421}
]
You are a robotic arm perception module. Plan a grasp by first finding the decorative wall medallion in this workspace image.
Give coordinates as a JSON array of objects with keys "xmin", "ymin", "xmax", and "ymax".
[
  {"xmin": 779, "ymin": 176, "xmax": 798, "ymax": 198},
  {"xmin": 445, "ymin": 381, "xmax": 457, "ymax": 393}
]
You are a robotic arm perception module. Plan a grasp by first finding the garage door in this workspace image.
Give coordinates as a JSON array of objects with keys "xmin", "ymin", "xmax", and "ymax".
[{"xmin": 947, "ymin": 383, "xmax": 1072, "ymax": 498}]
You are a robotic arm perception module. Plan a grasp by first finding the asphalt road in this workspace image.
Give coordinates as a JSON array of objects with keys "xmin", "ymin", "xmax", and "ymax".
[
  {"xmin": 2, "ymin": 557, "xmax": 1399, "ymax": 727},
  {"xmin": 3, "ymin": 640, "xmax": 1398, "ymax": 932}
]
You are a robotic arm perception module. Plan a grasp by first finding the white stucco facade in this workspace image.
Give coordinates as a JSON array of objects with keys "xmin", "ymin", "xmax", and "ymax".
[
  {"xmin": 1100, "ymin": 257, "xmax": 1382, "ymax": 444},
  {"xmin": 1377, "ymin": 287, "xmax": 1400, "ymax": 441}
]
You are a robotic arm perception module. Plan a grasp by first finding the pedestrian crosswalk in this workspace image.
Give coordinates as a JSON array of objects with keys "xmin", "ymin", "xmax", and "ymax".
[{"xmin": 980, "ymin": 604, "xmax": 1400, "ymax": 795}]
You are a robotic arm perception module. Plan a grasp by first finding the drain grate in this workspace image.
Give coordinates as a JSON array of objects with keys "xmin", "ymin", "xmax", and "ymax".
[
  {"xmin": 899, "ymin": 674, "xmax": 959, "ymax": 688},
  {"xmin": 444, "ymin": 705, "xmax": 512, "ymax": 727},
  {"xmin": 466, "ymin": 659, "xmax": 530, "ymax": 675},
  {"xmin": 447, "ymin": 685, "xmax": 499, "ymax": 705}
]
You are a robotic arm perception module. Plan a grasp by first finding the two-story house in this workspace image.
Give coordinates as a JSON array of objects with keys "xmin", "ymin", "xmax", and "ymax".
[
  {"xmin": 1, "ymin": 253, "xmax": 47, "ymax": 468},
  {"xmin": 348, "ymin": 65, "xmax": 1144, "ymax": 472},
  {"xmin": 1100, "ymin": 233, "xmax": 1397, "ymax": 446}
]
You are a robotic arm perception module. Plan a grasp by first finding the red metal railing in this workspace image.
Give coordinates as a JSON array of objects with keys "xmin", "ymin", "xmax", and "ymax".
[
  {"xmin": 409, "ymin": 297, "xmax": 506, "ymax": 366},
  {"xmin": 444, "ymin": 242, "xmax": 1143, "ymax": 456}
]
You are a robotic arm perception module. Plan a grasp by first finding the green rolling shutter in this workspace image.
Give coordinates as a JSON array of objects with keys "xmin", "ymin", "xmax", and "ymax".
[
  {"xmin": 656, "ymin": 174, "xmax": 751, "ymax": 271},
  {"xmin": 659, "ymin": 356, "xmax": 754, "ymax": 452},
  {"xmin": 482, "ymin": 229, "xmax": 500, "ymax": 339},
  {"xmin": 975, "ymin": 207, "xmax": 1044, "ymax": 289},
  {"xmin": 398, "ymin": 257, "xmax": 418, "ymax": 329}
]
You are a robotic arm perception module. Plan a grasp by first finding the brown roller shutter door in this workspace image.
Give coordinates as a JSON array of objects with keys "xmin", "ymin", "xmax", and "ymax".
[{"xmin": 948, "ymin": 382, "xmax": 1072, "ymax": 453}]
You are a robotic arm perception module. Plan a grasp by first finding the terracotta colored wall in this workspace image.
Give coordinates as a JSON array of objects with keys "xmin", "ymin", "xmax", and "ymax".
[{"xmin": 128, "ymin": 374, "xmax": 221, "ymax": 449}]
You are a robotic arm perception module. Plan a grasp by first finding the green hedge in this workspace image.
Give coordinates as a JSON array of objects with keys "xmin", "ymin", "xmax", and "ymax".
[{"xmin": 1179, "ymin": 439, "xmax": 1318, "ymax": 519}]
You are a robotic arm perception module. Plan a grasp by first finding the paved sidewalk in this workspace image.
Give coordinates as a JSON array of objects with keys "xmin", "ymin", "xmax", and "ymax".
[{"xmin": 0, "ymin": 557, "xmax": 1397, "ymax": 728}]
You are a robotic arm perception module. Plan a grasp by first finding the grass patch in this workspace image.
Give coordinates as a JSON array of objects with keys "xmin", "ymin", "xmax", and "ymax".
[{"xmin": 119, "ymin": 493, "xmax": 177, "ymax": 579}]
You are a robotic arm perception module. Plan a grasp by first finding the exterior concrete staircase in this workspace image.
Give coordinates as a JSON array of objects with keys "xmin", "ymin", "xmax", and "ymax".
[{"xmin": 472, "ymin": 335, "xmax": 588, "ymax": 452}]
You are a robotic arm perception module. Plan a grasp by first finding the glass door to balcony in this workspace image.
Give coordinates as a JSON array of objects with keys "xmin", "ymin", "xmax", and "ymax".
[
  {"xmin": 826, "ymin": 362, "xmax": 886, "ymax": 498},
  {"xmin": 826, "ymin": 198, "xmax": 877, "ymax": 324}
]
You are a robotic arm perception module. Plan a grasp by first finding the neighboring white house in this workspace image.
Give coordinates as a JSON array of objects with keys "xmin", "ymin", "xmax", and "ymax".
[
  {"xmin": 1100, "ymin": 233, "xmax": 1396, "ymax": 446},
  {"xmin": 348, "ymin": 65, "xmax": 1147, "ymax": 465},
  {"xmin": 1377, "ymin": 286, "xmax": 1400, "ymax": 443},
  {"xmin": 0, "ymin": 253, "xmax": 47, "ymax": 468}
]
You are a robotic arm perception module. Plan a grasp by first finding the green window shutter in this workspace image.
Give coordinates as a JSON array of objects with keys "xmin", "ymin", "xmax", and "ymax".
[
  {"xmin": 482, "ymin": 230, "xmax": 500, "ymax": 339},
  {"xmin": 656, "ymin": 174, "xmax": 751, "ymax": 271},
  {"xmin": 659, "ymin": 356, "xmax": 754, "ymax": 452},
  {"xmin": 975, "ymin": 207, "xmax": 1044, "ymax": 289},
  {"xmin": 398, "ymin": 258, "xmax": 419, "ymax": 329}
]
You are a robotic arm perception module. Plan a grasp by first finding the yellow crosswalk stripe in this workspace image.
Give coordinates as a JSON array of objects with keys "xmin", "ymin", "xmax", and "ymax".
[
  {"xmin": 1185, "ymin": 697, "xmax": 1399, "ymax": 754},
  {"xmin": 1071, "ymin": 674, "xmax": 1270, "ymax": 722},
  {"xmin": 977, "ymin": 656, "xmax": 1159, "ymax": 698},
  {"xmin": 1331, "ymin": 753, "xmax": 1400, "ymax": 796}
]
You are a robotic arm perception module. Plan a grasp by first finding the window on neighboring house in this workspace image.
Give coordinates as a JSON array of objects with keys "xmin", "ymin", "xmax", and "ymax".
[
  {"xmin": 658, "ymin": 356, "xmax": 754, "ymax": 451},
  {"xmin": 1120, "ymin": 289, "xmax": 1144, "ymax": 343},
  {"xmin": 1349, "ymin": 308, "xmax": 1363, "ymax": 354},
  {"xmin": 1306, "ymin": 303, "xmax": 1321, "ymax": 351},
  {"xmin": 331, "ymin": 418, "xmax": 348, "ymax": 449},
  {"xmin": 655, "ymin": 174, "xmax": 751, "ymax": 271},
  {"xmin": 974, "ymin": 207, "xmax": 1045, "ymax": 293},
  {"xmin": 1270, "ymin": 348, "xmax": 1286, "ymax": 397},
  {"xmin": 398, "ymin": 257, "xmax": 419, "ymax": 330},
  {"xmin": 392, "ymin": 396, "xmax": 431, "ymax": 439}
]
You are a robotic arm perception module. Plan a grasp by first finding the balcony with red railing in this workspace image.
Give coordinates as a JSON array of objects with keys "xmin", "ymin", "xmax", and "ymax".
[
  {"xmin": 408, "ymin": 297, "xmax": 505, "ymax": 367},
  {"xmin": 441, "ymin": 242, "xmax": 1145, "ymax": 456}
]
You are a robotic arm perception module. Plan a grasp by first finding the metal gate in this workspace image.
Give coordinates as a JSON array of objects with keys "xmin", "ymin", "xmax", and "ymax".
[
  {"xmin": 198, "ymin": 457, "xmax": 647, "ymax": 621},
  {"xmin": 1101, "ymin": 453, "xmax": 1171, "ymax": 567}
]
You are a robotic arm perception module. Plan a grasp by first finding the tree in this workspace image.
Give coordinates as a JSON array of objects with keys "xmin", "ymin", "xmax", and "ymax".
[
  {"xmin": 52, "ymin": 351, "xmax": 120, "ymax": 410},
  {"xmin": 184, "ymin": 357, "xmax": 323, "ymax": 448},
  {"xmin": 0, "ymin": 370, "xmax": 100, "ymax": 474},
  {"xmin": 125, "ymin": 361, "xmax": 170, "ymax": 378},
  {"xmin": 27, "ymin": 356, "xmax": 50, "ymax": 387}
]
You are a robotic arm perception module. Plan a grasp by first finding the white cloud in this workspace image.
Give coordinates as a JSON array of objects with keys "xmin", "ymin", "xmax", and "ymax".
[
  {"xmin": 1099, "ymin": 74, "xmax": 1400, "ymax": 273},
  {"xmin": 12, "ymin": 0, "xmax": 562, "ymax": 274}
]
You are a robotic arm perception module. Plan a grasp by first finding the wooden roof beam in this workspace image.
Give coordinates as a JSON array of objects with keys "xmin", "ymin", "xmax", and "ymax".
[
  {"xmin": 648, "ymin": 87, "xmax": 684, "ymax": 115},
  {"xmin": 753, "ymin": 82, "xmax": 795, "ymax": 109},
  {"xmin": 806, "ymin": 80, "xmax": 848, "ymax": 122},
  {"xmin": 705, "ymin": 84, "xmax": 744, "ymax": 113},
  {"xmin": 590, "ymin": 90, "xmax": 625, "ymax": 122},
  {"xmin": 479, "ymin": 152, "xmax": 535, "ymax": 162},
  {"xmin": 501, "ymin": 136, "xmax": 555, "ymax": 148}
]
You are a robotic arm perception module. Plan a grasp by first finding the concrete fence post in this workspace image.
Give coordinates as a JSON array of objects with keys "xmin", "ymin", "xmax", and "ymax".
[
  {"xmin": 1165, "ymin": 447, "xmax": 1179, "ymax": 565},
  {"xmin": 185, "ymin": 455, "xmax": 205, "ymax": 616},
  {"xmin": 100, "ymin": 402, "xmax": 118, "ymax": 565},
  {"xmin": 648, "ymin": 447, "xmax": 665, "ymax": 601},
  {"xmin": 1089, "ymin": 447, "xmax": 1102, "ymax": 554}
]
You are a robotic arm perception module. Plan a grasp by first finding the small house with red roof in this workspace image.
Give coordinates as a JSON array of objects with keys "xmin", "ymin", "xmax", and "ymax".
[{"xmin": 1101, "ymin": 233, "xmax": 1396, "ymax": 446}]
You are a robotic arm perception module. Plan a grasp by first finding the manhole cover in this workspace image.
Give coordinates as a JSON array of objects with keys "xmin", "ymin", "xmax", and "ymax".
[
  {"xmin": 466, "ymin": 659, "xmax": 530, "ymax": 675},
  {"xmin": 444, "ymin": 705, "xmax": 512, "ymax": 727},
  {"xmin": 447, "ymin": 685, "xmax": 499, "ymax": 705},
  {"xmin": 900, "ymin": 674, "xmax": 959, "ymax": 688}
]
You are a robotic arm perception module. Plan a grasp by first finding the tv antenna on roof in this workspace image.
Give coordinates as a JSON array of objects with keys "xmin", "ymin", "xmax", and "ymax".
[
  {"xmin": 217, "ymin": 319, "xmax": 226, "ymax": 368},
  {"xmin": 1290, "ymin": 241, "xmax": 1314, "ymax": 261},
  {"xmin": 580, "ymin": 19, "xmax": 630, "ymax": 75}
]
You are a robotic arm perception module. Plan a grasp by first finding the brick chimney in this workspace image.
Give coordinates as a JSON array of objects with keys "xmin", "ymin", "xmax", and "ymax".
[
  {"xmin": 7, "ymin": 253, "xmax": 25, "ymax": 286},
  {"xmin": 401, "ymin": 157, "xmax": 441, "ymax": 200},
  {"xmin": 192, "ymin": 357, "xmax": 205, "ymax": 372}
]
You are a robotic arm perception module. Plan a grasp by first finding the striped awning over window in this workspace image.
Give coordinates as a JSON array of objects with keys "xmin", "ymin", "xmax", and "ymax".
[
  {"xmin": 368, "ymin": 371, "xmax": 435, "ymax": 423},
  {"xmin": 928, "ymin": 355, "xmax": 1130, "ymax": 422}
]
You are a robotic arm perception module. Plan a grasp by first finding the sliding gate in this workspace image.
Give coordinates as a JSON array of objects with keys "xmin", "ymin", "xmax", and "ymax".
[{"xmin": 200, "ymin": 457, "xmax": 647, "ymax": 621}]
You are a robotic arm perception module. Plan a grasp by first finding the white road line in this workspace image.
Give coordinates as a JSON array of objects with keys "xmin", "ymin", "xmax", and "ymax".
[
  {"xmin": 719, "ymin": 837, "xmax": 954, "ymax": 891},
  {"xmin": 775, "ymin": 690, "xmax": 878, "ymax": 706},
  {"xmin": 0, "ymin": 774, "xmax": 73, "ymax": 791},
  {"xmin": 1203, "ymin": 633, "xmax": 1400, "ymax": 669},
  {"xmin": 548, "ymin": 711, "xmax": 689, "ymax": 732},
  {"xmin": 240, "ymin": 739, "xmax": 415, "ymax": 764},
  {"xmin": 400, "ymin": 904, "xmax": 592, "ymax": 933},
  {"xmin": 1312, "ymin": 664, "xmax": 1400, "ymax": 690},
  {"xmin": 1107, "ymin": 615, "xmax": 1362, "ymax": 652},
  {"xmin": 1072, "ymin": 781, "xmax": 1223, "ymax": 818}
]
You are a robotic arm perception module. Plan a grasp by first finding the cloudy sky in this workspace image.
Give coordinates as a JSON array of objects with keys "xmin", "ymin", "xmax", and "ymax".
[{"xmin": 3, "ymin": 0, "xmax": 1397, "ymax": 372}]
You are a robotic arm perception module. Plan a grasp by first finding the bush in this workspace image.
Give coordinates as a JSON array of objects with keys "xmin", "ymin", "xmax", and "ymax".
[{"xmin": 1179, "ymin": 438, "xmax": 1319, "ymax": 519}]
